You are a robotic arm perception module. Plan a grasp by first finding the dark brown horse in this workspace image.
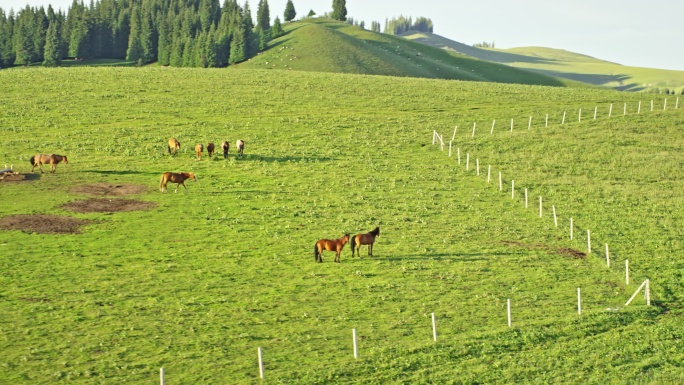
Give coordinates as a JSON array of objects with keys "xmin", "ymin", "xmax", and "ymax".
[
  {"xmin": 207, "ymin": 142, "xmax": 215, "ymax": 158},
  {"xmin": 221, "ymin": 141, "xmax": 229, "ymax": 159},
  {"xmin": 351, "ymin": 226, "xmax": 380, "ymax": 257},
  {"xmin": 314, "ymin": 233, "xmax": 350, "ymax": 263},
  {"xmin": 168, "ymin": 138, "xmax": 180, "ymax": 155},
  {"xmin": 195, "ymin": 143, "xmax": 204, "ymax": 160},
  {"xmin": 30, "ymin": 154, "xmax": 68, "ymax": 173},
  {"xmin": 159, "ymin": 172, "xmax": 197, "ymax": 193},
  {"xmin": 236, "ymin": 139, "xmax": 245, "ymax": 157}
]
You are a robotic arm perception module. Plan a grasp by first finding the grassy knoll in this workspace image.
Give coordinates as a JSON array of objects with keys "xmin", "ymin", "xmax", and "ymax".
[
  {"xmin": 239, "ymin": 18, "xmax": 572, "ymax": 87},
  {"xmin": 404, "ymin": 32, "xmax": 684, "ymax": 92},
  {"xmin": 0, "ymin": 67, "xmax": 682, "ymax": 383}
]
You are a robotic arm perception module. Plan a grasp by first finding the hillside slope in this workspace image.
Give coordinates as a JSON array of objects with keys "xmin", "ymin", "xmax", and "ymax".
[
  {"xmin": 403, "ymin": 32, "xmax": 684, "ymax": 92},
  {"xmin": 237, "ymin": 19, "xmax": 575, "ymax": 87}
]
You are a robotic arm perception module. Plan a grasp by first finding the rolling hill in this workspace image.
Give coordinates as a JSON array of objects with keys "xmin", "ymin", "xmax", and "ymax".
[
  {"xmin": 402, "ymin": 31, "xmax": 684, "ymax": 93},
  {"xmin": 237, "ymin": 19, "xmax": 582, "ymax": 88}
]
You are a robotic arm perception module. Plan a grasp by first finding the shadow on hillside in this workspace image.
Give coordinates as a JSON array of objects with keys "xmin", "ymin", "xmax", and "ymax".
[
  {"xmin": 85, "ymin": 170, "xmax": 156, "ymax": 175},
  {"xmin": 237, "ymin": 154, "xmax": 337, "ymax": 163},
  {"xmin": 385, "ymin": 251, "xmax": 525, "ymax": 262},
  {"xmin": 521, "ymin": 69, "xmax": 642, "ymax": 90}
]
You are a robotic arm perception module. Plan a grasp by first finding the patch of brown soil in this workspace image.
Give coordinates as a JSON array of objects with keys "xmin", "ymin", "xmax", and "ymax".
[
  {"xmin": 501, "ymin": 240, "xmax": 586, "ymax": 259},
  {"xmin": 0, "ymin": 214, "xmax": 92, "ymax": 234},
  {"xmin": 71, "ymin": 183, "xmax": 149, "ymax": 196},
  {"xmin": 61, "ymin": 198, "xmax": 156, "ymax": 213},
  {"xmin": 1, "ymin": 173, "xmax": 25, "ymax": 181}
]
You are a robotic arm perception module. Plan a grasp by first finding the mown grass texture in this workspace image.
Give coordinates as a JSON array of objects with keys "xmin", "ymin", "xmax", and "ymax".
[{"xmin": 0, "ymin": 67, "xmax": 682, "ymax": 383}]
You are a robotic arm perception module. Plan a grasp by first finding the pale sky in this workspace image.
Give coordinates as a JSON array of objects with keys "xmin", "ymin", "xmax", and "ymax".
[{"xmin": 1, "ymin": 0, "xmax": 682, "ymax": 71}]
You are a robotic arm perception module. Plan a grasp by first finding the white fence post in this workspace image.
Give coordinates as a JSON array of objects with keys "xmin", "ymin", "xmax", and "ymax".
[
  {"xmin": 507, "ymin": 299, "xmax": 512, "ymax": 327},
  {"xmin": 646, "ymin": 279, "xmax": 651, "ymax": 306},
  {"xmin": 487, "ymin": 165, "xmax": 491, "ymax": 183},
  {"xmin": 664, "ymin": 99, "xmax": 667, "ymax": 110},
  {"xmin": 476, "ymin": 159, "xmax": 480, "ymax": 176},
  {"xmin": 676, "ymin": 97, "xmax": 679, "ymax": 109},
  {"xmin": 624, "ymin": 280, "xmax": 648, "ymax": 307},
  {"xmin": 609, "ymin": 103, "xmax": 613, "ymax": 117},
  {"xmin": 562, "ymin": 111, "xmax": 566, "ymax": 125},
  {"xmin": 160, "ymin": 368, "xmax": 165, "ymax": 385},
  {"xmin": 528, "ymin": 116, "xmax": 532, "ymax": 130},
  {"xmin": 605, "ymin": 244, "xmax": 610, "ymax": 267},
  {"xmin": 258, "ymin": 347, "xmax": 265, "ymax": 379},
  {"xmin": 431, "ymin": 312, "xmax": 437, "ymax": 341},
  {"xmin": 451, "ymin": 126, "xmax": 458, "ymax": 142},
  {"xmin": 570, "ymin": 218, "xmax": 573, "ymax": 240},
  {"xmin": 638, "ymin": 101, "xmax": 641, "ymax": 114},
  {"xmin": 499, "ymin": 172, "xmax": 502, "ymax": 191},
  {"xmin": 491, "ymin": 120, "xmax": 495, "ymax": 134},
  {"xmin": 578, "ymin": 109, "xmax": 581, "ymax": 123},
  {"xmin": 552, "ymin": 205, "xmax": 557, "ymax": 227},
  {"xmin": 352, "ymin": 329, "xmax": 358, "ymax": 359},
  {"xmin": 432, "ymin": 130, "xmax": 436, "ymax": 145},
  {"xmin": 545, "ymin": 114, "xmax": 549, "ymax": 127},
  {"xmin": 577, "ymin": 288, "xmax": 582, "ymax": 315},
  {"xmin": 511, "ymin": 180, "xmax": 515, "ymax": 199},
  {"xmin": 626, "ymin": 259, "xmax": 629, "ymax": 285},
  {"xmin": 623, "ymin": 103, "xmax": 627, "ymax": 115},
  {"xmin": 510, "ymin": 119, "xmax": 514, "ymax": 132},
  {"xmin": 448, "ymin": 141, "xmax": 452, "ymax": 157},
  {"xmin": 594, "ymin": 106, "xmax": 597, "ymax": 120},
  {"xmin": 472, "ymin": 122, "xmax": 476, "ymax": 137},
  {"xmin": 466, "ymin": 153, "xmax": 470, "ymax": 171},
  {"xmin": 539, "ymin": 196, "xmax": 543, "ymax": 218},
  {"xmin": 587, "ymin": 229, "xmax": 591, "ymax": 254},
  {"xmin": 651, "ymin": 100, "xmax": 654, "ymax": 111}
]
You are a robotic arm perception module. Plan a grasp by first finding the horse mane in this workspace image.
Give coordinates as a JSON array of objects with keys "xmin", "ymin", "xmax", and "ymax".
[{"xmin": 369, "ymin": 227, "xmax": 380, "ymax": 237}]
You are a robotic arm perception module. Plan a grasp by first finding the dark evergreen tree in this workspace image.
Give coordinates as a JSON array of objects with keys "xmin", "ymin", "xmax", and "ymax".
[
  {"xmin": 182, "ymin": 36, "xmax": 194, "ymax": 66},
  {"xmin": 112, "ymin": 8, "xmax": 130, "ymax": 58},
  {"xmin": 331, "ymin": 0, "xmax": 346, "ymax": 21},
  {"xmin": 33, "ymin": 7, "xmax": 48, "ymax": 62},
  {"xmin": 43, "ymin": 18, "xmax": 61, "ymax": 66},
  {"xmin": 283, "ymin": 0, "xmax": 295, "ymax": 22},
  {"xmin": 126, "ymin": 5, "xmax": 144, "ymax": 63},
  {"xmin": 271, "ymin": 16, "xmax": 283, "ymax": 38},
  {"xmin": 228, "ymin": 24, "xmax": 245, "ymax": 64},
  {"xmin": 139, "ymin": 5, "xmax": 156, "ymax": 62},
  {"xmin": 307, "ymin": 9, "xmax": 315, "ymax": 17},
  {"xmin": 0, "ymin": 9, "xmax": 17, "ymax": 67},
  {"xmin": 68, "ymin": 0, "xmax": 91, "ymax": 58},
  {"xmin": 256, "ymin": 0, "xmax": 270, "ymax": 31},
  {"xmin": 157, "ymin": 11, "xmax": 171, "ymax": 65},
  {"xmin": 13, "ymin": 6, "xmax": 35, "ymax": 65}
]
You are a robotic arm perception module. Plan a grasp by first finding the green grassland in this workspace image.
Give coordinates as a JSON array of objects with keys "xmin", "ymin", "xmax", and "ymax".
[
  {"xmin": 0, "ymin": 67, "xmax": 683, "ymax": 384},
  {"xmin": 403, "ymin": 32, "xmax": 684, "ymax": 92},
  {"xmin": 239, "ymin": 19, "xmax": 577, "ymax": 87}
]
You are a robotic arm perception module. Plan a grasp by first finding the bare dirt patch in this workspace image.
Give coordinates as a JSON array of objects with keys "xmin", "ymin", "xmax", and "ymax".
[
  {"xmin": 61, "ymin": 198, "xmax": 156, "ymax": 213},
  {"xmin": 0, "ymin": 214, "xmax": 92, "ymax": 234},
  {"xmin": 0, "ymin": 173, "xmax": 39, "ymax": 182},
  {"xmin": 502, "ymin": 240, "xmax": 586, "ymax": 259},
  {"xmin": 71, "ymin": 183, "xmax": 149, "ymax": 196}
]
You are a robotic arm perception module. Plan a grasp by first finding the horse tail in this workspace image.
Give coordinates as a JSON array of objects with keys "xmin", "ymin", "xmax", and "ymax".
[
  {"xmin": 29, "ymin": 155, "xmax": 36, "ymax": 166},
  {"xmin": 314, "ymin": 242, "xmax": 319, "ymax": 260}
]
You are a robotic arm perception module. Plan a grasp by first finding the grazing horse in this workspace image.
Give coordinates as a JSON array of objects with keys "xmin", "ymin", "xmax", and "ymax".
[
  {"xmin": 236, "ymin": 140, "xmax": 245, "ymax": 157},
  {"xmin": 195, "ymin": 144, "xmax": 204, "ymax": 160},
  {"xmin": 221, "ymin": 141, "xmax": 229, "ymax": 159},
  {"xmin": 207, "ymin": 142, "xmax": 215, "ymax": 158},
  {"xmin": 159, "ymin": 172, "xmax": 196, "ymax": 193},
  {"xmin": 351, "ymin": 226, "xmax": 380, "ymax": 258},
  {"xmin": 314, "ymin": 234, "xmax": 350, "ymax": 263},
  {"xmin": 168, "ymin": 138, "xmax": 181, "ymax": 156},
  {"xmin": 30, "ymin": 154, "xmax": 68, "ymax": 173}
]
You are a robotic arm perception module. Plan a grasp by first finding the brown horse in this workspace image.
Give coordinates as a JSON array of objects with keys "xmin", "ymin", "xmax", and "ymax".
[
  {"xmin": 168, "ymin": 138, "xmax": 180, "ymax": 155},
  {"xmin": 207, "ymin": 142, "xmax": 215, "ymax": 158},
  {"xmin": 236, "ymin": 139, "xmax": 245, "ymax": 157},
  {"xmin": 221, "ymin": 141, "xmax": 229, "ymax": 159},
  {"xmin": 30, "ymin": 154, "xmax": 68, "ymax": 173},
  {"xmin": 195, "ymin": 144, "xmax": 204, "ymax": 160},
  {"xmin": 159, "ymin": 172, "xmax": 197, "ymax": 193},
  {"xmin": 314, "ymin": 234, "xmax": 350, "ymax": 263},
  {"xmin": 351, "ymin": 226, "xmax": 380, "ymax": 258}
]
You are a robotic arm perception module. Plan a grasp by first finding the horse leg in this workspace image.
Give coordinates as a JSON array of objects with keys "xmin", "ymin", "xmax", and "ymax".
[
  {"xmin": 182, "ymin": 181, "xmax": 188, "ymax": 192},
  {"xmin": 369, "ymin": 243, "xmax": 373, "ymax": 256}
]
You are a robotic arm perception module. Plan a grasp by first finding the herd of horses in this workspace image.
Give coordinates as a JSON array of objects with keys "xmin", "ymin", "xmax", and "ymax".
[
  {"xmin": 28, "ymin": 142, "xmax": 379, "ymax": 263},
  {"xmin": 314, "ymin": 226, "xmax": 380, "ymax": 263},
  {"xmin": 168, "ymin": 138, "xmax": 245, "ymax": 160}
]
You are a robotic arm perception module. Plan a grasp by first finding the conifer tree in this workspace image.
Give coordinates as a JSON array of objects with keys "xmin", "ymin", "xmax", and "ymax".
[
  {"xmin": 271, "ymin": 16, "xmax": 283, "ymax": 38},
  {"xmin": 126, "ymin": 5, "xmax": 144, "ymax": 63},
  {"xmin": 13, "ymin": 7, "xmax": 35, "ymax": 65},
  {"xmin": 43, "ymin": 19, "xmax": 61, "ymax": 66},
  {"xmin": 283, "ymin": 0, "xmax": 295, "ymax": 22},
  {"xmin": 33, "ymin": 7, "xmax": 48, "ymax": 62},
  {"xmin": 157, "ymin": 12, "xmax": 171, "ymax": 65},
  {"xmin": 228, "ymin": 24, "xmax": 245, "ymax": 64},
  {"xmin": 256, "ymin": 0, "xmax": 270, "ymax": 31},
  {"xmin": 0, "ymin": 10, "xmax": 16, "ymax": 67},
  {"xmin": 331, "ymin": 0, "xmax": 346, "ymax": 21},
  {"xmin": 68, "ymin": 1, "xmax": 91, "ymax": 59}
]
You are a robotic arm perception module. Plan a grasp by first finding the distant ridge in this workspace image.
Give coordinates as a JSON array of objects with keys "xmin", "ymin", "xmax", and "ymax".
[
  {"xmin": 237, "ymin": 19, "xmax": 579, "ymax": 88},
  {"xmin": 402, "ymin": 32, "xmax": 684, "ymax": 93}
]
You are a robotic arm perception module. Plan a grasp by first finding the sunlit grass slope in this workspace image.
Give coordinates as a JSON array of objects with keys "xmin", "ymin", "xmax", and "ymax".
[
  {"xmin": 404, "ymin": 32, "xmax": 684, "ymax": 92},
  {"xmin": 0, "ymin": 67, "xmax": 682, "ymax": 383},
  {"xmin": 239, "ymin": 18, "xmax": 573, "ymax": 87}
]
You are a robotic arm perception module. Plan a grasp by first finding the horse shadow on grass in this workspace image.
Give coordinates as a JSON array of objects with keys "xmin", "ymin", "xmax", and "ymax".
[
  {"xmin": 85, "ymin": 170, "xmax": 157, "ymax": 176},
  {"xmin": 220, "ymin": 154, "xmax": 336, "ymax": 164}
]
